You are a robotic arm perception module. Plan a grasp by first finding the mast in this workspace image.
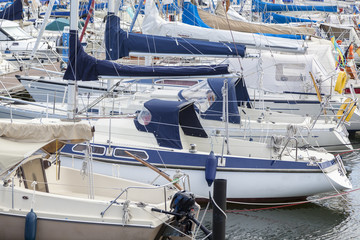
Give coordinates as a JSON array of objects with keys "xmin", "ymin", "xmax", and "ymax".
[
  {"xmin": 67, "ymin": 0, "xmax": 80, "ymax": 119},
  {"xmin": 30, "ymin": 0, "xmax": 56, "ymax": 60},
  {"xmin": 107, "ymin": 0, "xmax": 115, "ymax": 91}
]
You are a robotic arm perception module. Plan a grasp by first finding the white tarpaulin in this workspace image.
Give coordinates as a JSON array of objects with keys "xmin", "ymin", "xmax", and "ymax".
[
  {"xmin": 0, "ymin": 138, "xmax": 48, "ymax": 175},
  {"xmin": 201, "ymin": 3, "xmax": 316, "ymax": 36},
  {"xmin": 142, "ymin": 0, "xmax": 307, "ymax": 53},
  {"xmin": 0, "ymin": 118, "xmax": 93, "ymax": 142},
  {"xmin": 0, "ymin": 118, "xmax": 93, "ymax": 174}
]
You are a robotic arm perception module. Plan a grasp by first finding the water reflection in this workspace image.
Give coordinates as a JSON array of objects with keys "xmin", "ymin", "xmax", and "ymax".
[{"xmin": 197, "ymin": 201, "xmax": 348, "ymax": 239}]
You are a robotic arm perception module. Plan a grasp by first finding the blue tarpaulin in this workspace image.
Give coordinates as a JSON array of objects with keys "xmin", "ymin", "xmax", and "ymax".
[
  {"xmin": 105, "ymin": 14, "xmax": 246, "ymax": 60},
  {"xmin": 252, "ymin": 0, "xmax": 337, "ymax": 12},
  {"xmin": 256, "ymin": 33, "xmax": 308, "ymax": 40},
  {"xmin": 64, "ymin": 30, "xmax": 231, "ymax": 81},
  {"xmin": 0, "ymin": 0, "xmax": 23, "ymax": 20},
  {"xmin": 352, "ymin": 5, "xmax": 360, "ymax": 14},
  {"xmin": 235, "ymin": 78, "xmax": 251, "ymax": 108},
  {"xmin": 134, "ymin": 99, "xmax": 207, "ymax": 149},
  {"xmin": 201, "ymin": 78, "xmax": 241, "ymax": 124},
  {"xmin": 262, "ymin": 12, "xmax": 317, "ymax": 24},
  {"xmin": 182, "ymin": 2, "xmax": 210, "ymax": 28}
]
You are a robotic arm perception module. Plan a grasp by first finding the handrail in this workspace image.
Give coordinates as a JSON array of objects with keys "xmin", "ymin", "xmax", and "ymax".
[
  {"xmin": 279, "ymin": 137, "xmax": 298, "ymax": 161},
  {"xmin": 100, "ymin": 175, "xmax": 186, "ymax": 218}
]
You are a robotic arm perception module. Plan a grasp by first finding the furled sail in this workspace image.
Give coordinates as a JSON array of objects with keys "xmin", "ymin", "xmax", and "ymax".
[
  {"xmin": 64, "ymin": 30, "xmax": 231, "ymax": 81},
  {"xmin": 142, "ymin": 0, "xmax": 307, "ymax": 53},
  {"xmin": 0, "ymin": 0, "xmax": 23, "ymax": 20},
  {"xmin": 104, "ymin": 14, "xmax": 245, "ymax": 60},
  {"xmin": 252, "ymin": 0, "xmax": 337, "ymax": 12},
  {"xmin": 182, "ymin": 2, "xmax": 210, "ymax": 28},
  {"xmin": 196, "ymin": 2, "xmax": 316, "ymax": 36},
  {"xmin": 262, "ymin": 12, "xmax": 317, "ymax": 24}
]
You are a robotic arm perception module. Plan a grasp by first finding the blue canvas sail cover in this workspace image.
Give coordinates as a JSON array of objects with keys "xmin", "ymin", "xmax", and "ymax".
[
  {"xmin": 262, "ymin": 12, "xmax": 317, "ymax": 24},
  {"xmin": 201, "ymin": 78, "xmax": 241, "ymax": 124},
  {"xmin": 0, "ymin": 0, "xmax": 23, "ymax": 20},
  {"xmin": 105, "ymin": 14, "xmax": 245, "ymax": 60},
  {"xmin": 256, "ymin": 33, "xmax": 307, "ymax": 40},
  {"xmin": 182, "ymin": 2, "xmax": 210, "ymax": 28},
  {"xmin": 64, "ymin": 30, "xmax": 230, "ymax": 81},
  {"xmin": 134, "ymin": 99, "xmax": 208, "ymax": 149},
  {"xmin": 252, "ymin": 0, "xmax": 337, "ymax": 12},
  {"xmin": 79, "ymin": 0, "xmax": 93, "ymax": 18},
  {"xmin": 235, "ymin": 77, "xmax": 251, "ymax": 108}
]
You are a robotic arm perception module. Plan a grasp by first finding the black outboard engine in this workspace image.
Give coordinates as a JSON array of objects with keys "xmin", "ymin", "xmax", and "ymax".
[
  {"xmin": 170, "ymin": 191, "xmax": 197, "ymax": 235},
  {"xmin": 152, "ymin": 190, "xmax": 212, "ymax": 239}
]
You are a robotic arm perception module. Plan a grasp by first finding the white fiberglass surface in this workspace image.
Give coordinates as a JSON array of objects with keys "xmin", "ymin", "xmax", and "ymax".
[{"xmin": 2, "ymin": 26, "xmax": 32, "ymax": 40}]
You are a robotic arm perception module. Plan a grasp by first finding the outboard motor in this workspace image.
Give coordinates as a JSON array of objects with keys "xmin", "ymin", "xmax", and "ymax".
[
  {"xmin": 152, "ymin": 191, "xmax": 212, "ymax": 239},
  {"xmin": 170, "ymin": 191, "xmax": 197, "ymax": 235}
]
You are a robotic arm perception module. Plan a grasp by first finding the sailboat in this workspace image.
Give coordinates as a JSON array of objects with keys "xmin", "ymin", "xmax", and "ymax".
[
  {"xmin": 60, "ymin": 98, "xmax": 352, "ymax": 202},
  {"xmin": 0, "ymin": 0, "xmax": 55, "ymax": 58},
  {"xmin": 0, "ymin": 118, "xmax": 200, "ymax": 239}
]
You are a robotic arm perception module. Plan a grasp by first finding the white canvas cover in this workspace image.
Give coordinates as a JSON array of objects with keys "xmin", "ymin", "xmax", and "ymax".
[
  {"xmin": 142, "ymin": 0, "xmax": 307, "ymax": 53},
  {"xmin": 0, "ymin": 138, "xmax": 48, "ymax": 175},
  {"xmin": 0, "ymin": 118, "xmax": 93, "ymax": 142},
  {"xmin": 222, "ymin": 7, "xmax": 248, "ymax": 22},
  {"xmin": 0, "ymin": 118, "xmax": 93, "ymax": 174},
  {"xmin": 203, "ymin": 3, "xmax": 316, "ymax": 36},
  {"xmin": 227, "ymin": 52, "xmax": 333, "ymax": 94}
]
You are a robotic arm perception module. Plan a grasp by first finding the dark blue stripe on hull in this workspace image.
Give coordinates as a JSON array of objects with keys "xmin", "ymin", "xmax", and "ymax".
[{"xmin": 61, "ymin": 144, "xmax": 335, "ymax": 171}]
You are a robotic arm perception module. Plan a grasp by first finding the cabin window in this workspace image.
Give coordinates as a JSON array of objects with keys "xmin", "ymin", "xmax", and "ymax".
[
  {"xmin": 275, "ymin": 63, "xmax": 306, "ymax": 82},
  {"xmin": 137, "ymin": 107, "xmax": 152, "ymax": 126},
  {"xmin": 0, "ymin": 31, "xmax": 10, "ymax": 41},
  {"xmin": 154, "ymin": 79, "xmax": 199, "ymax": 86},
  {"xmin": 3, "ymin": 27, "xmax": 32, "ymax": 40},
  {"xmin": 206, "ymin": 90, "xmax": 216, "ymax": 106},
  {"xmin": 114, "ymin": 148, "xmax": 149, "ymax": 160},
  {"xmin": 72, "ymin": 144, "xmax": 106, "ymax": 155}
]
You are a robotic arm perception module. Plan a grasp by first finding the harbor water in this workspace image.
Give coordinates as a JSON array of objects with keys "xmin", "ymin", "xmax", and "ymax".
[{"xmin": 197, "ymin": 141, "xmax": 360, "ymax": 239}]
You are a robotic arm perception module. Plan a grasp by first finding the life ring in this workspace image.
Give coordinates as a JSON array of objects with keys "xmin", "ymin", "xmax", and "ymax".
[{"xmin": 334, "ymin": 71, "xmax": 347, "ymax": 94}]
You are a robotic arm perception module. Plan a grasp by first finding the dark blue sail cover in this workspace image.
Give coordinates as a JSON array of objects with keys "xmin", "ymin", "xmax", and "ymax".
[
  {"xmin": 105, "ymin": 14, "xmax": 245, "ymax": 60},
  {"xmin": 256, "ymin": 33, "xmax": 307, "ymax": 40},
  {"xmin": 252, "ymin": 0, "xmax": 337, "ymax": 12},
  {"xmin": 64, "ymin": 30, "xmax": 231, "ymax": 81},
  {"xmin": 134, "ymin": 99, "xmax": 208, "ymax": 149},
  {"xmin": 0, "ymin": 0, "xmax": 23, "ymax": 20},
  {"xmin": 182, "ymin": 2, "xmax": 210, "ymax": 28},
  {"xmin": 262, "ymin": 12, "xmax": 317, "ymax": 24},
  {"xmin": 201, "ymin": 78, "xmax": 241, "ymax": 124},
  {"xmin": 235, "ymin": 77, "xmax": 251, "ymax": 108}
]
